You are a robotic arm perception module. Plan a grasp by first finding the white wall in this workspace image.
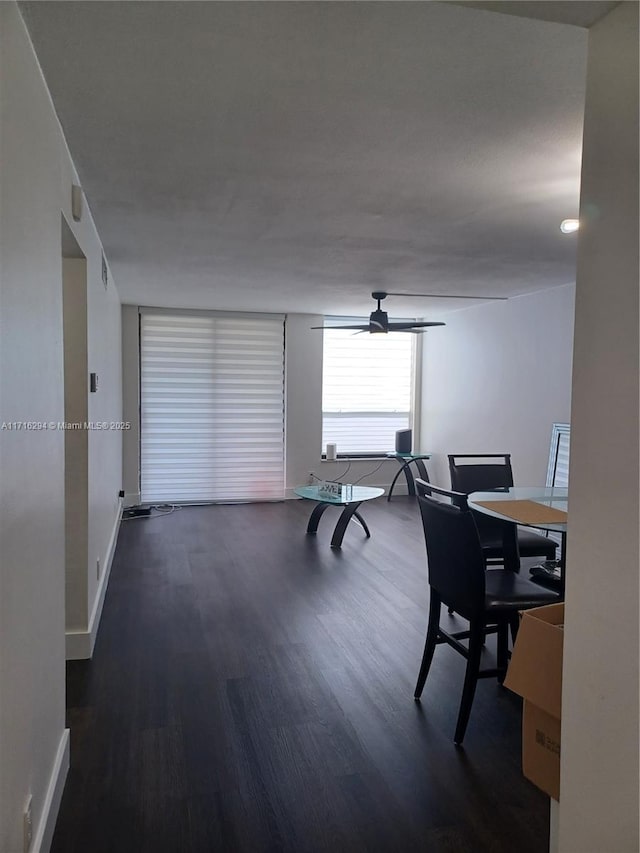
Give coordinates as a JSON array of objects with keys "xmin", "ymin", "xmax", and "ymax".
[
  {"xmin": 125, "ymin": 295, "xmax": 574, "ymax": 500},
  {"xmin": 0, "ymin": 3, "xmax": 122, "ymax": 849},
  {"xmin": 284, "ymin": 313, "xmax": 324, "ymax": 491},
  {"xmin": 85, "ymin": 242, "xmax": 123, "ymax": 656},
  {"xmin": 421, "ymin": 284, "xmax": 575, "ymax": 487},
  {"xmin": 559, "ymin": 3, "xmax": 639, "ymax": 851},
  {"xmin": 122, "ymin": 310, "xmax": 411, "ymax": 500}
]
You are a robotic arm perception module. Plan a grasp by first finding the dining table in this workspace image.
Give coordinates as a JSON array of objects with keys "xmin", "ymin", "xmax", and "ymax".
[{"xmin": 467, "ymin": 486, "xmax": 568, "ymax": 585}]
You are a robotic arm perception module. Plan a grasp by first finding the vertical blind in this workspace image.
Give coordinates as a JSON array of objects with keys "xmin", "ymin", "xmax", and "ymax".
[
  {"xmin": 322, "ymin": 326, "xmax": 414, "ymax": 454},
  {"xmin": 140, "ymin": 310, "xmax": 285, "ymax": 503}
]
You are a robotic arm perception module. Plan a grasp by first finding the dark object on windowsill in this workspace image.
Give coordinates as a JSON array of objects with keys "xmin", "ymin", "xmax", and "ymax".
[{"xmin": 395, "ymin": 428, "xmax": 412, "ymax": 454}]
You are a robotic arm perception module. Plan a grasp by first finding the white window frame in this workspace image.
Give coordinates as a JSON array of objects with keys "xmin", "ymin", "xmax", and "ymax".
[{"xmin": 320, "ymin": 318, "xmax": 422, "ymax": 457}]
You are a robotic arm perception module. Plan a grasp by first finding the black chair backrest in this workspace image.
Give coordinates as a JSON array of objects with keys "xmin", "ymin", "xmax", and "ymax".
[
  {"xmin": 414, "ymin": 479, "xmax": 468, "ymax": 509},
  {"xmin": 448, "ymin": 454, "xmax": 514, "ymax": 493},
  {"xmin": 417, "ymin": 491, "xmax": 486, "ymax": 616}
]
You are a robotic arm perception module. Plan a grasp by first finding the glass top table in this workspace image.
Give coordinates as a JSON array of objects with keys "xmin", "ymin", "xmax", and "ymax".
[
  {"xmin": 468, "ymin": 487, "xmax": 568, "ymax": 586},
  {"xmin": 467, "ymin": 487, "xmax": 568, "ymax": 533},
  {"xmin": 294, "ymin": 485, "xmax": 384, "ymax": 548}
]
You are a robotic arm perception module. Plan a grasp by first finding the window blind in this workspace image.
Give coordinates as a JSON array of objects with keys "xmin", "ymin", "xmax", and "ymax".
[
  {"xmin": 322, "ymin": 326, "xmax": 414, "ymax": 454},
  {"xmin": 544, "ymin": 423, "xmax": 570, "ymax": 547},
  {"xmin": 546, "ymin": 424, "xmax": 570, "ymax": 488},
  {"xmin": 140, "ymin": 310, "xmax": 285, "ymax": 503}
]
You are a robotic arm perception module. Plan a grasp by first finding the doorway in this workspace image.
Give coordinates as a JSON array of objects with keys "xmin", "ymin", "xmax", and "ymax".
[{"xmin": 61, "ymin": 216, "xmax": 89, "ymax": 644}]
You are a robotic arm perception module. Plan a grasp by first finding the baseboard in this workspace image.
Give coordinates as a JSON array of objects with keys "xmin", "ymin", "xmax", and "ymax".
[
  {"xmin": 65, "ymin": 629, "xmax": 90, "ymax": 660},
  {"xmin": 66, "ymin": 503, "xmax": 122, "ymax": 660},
  {"xmin": 549, "ymin": 800, "xmax": 560, "ymax": 853},
  {"xmin": 32, "ymin": 728, "xmax": 70, "ymax": 853},
  {"xmin": 124, "ymin": 491, "xmax": 140, "ymax": 508}
]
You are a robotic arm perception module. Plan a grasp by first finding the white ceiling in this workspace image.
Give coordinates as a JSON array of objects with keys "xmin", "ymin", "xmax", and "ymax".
[
  {"xmin": 450, "ymin": 2, "xmax": 618, "ymax": 28},
  {"xmin": 21, "ymin": 1, "xmax": 589, "ymax": 318}
]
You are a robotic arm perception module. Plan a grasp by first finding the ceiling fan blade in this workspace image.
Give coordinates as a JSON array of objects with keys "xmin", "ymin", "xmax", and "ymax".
[
  {"xmin": 384, "ymin": 291, "xmax": 508, "ymax": 301},
  {"xmin": 310, "ymin": 324, "xmax": 370, "ymax": 330},
  {"xmin": 312, "ymin": 290, "xmax": 451, "ymax": 334},
  {"xmin": 388, "ymin": 321, "xmax": 446, "ymax": 330}
]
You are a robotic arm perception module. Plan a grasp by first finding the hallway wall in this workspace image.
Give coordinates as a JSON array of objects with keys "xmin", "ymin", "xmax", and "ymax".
[{"xmin": 0, "ymin": 4, "xmax": 123, "ymax": 849}]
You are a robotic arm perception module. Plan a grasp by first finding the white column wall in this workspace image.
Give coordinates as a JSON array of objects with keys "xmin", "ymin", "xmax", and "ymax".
[
  {"xmin": 121, "ymin": 305, "xmax": 141, "ymax": 505},
  {"xmin": 284, "ymin": 314, "xmax": 325, "ymax": 493},
  {"xmin": 559, "ymin": 4, "xmax": 639, "ymax": 851}
]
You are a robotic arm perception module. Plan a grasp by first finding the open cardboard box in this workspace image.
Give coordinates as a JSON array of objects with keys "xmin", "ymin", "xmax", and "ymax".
[{"xmin": 504, "ymin": 602, "xmax": 564, "ymax": 800}]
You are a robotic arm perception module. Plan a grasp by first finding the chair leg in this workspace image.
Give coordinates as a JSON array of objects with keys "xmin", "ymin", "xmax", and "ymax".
[
  {"xmin": 414, "ymin": 595, "xmax": 441, "ymax": 699},
  {"xmin": 496, "ymin": 620, "xmax": 509, "ymax": 684},
  {"xmin": 454, "ymin": 620, "xmax": 484, "ymax": 745},
  {"xmin": 508, "ymin": 612, "xmax": 520, "ymax": 644}
]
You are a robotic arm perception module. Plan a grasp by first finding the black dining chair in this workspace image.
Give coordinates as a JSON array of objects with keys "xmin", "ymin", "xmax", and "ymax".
[
  {"xmin": 448, "ymin": 454, "xmax": 558, "ymax": 566},
  {"xmin": 413, "ymin": 482, "xmax": 558, "ymax": 744}
]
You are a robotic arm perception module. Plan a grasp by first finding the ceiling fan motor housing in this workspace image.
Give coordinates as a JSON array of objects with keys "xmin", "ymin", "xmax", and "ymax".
[{"xmin": 369, "ymin": 308, "xmax": 389, "ymax": 333}]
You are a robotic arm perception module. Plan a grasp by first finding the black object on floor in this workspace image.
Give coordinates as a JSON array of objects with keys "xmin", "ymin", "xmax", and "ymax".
[
  {"xmin": 122, "ymin": 506, "xmax": 152, "ymax": 519},
  {"xmin": 530, "ymin": 561, "xmax": 564, "ymax": 592}
]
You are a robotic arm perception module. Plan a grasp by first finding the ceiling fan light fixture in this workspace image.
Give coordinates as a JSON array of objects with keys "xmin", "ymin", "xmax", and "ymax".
[{"xmin": 560, "ymin": 218, "xmax": 579, "ymax": 233}]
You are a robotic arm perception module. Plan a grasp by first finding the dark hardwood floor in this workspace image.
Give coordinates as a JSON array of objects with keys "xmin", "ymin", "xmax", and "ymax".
[{"xmin": 52, "ymin": 496, "xmax": 549, "ymax": 853}]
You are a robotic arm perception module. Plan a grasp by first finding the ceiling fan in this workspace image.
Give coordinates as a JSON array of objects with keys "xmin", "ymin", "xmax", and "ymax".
[{"xmin": 311, "ymin": 290, "xmax": 507, "ymax": 334}]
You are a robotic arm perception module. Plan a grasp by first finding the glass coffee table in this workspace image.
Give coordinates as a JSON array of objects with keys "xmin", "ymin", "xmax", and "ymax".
[{"xmin": 294, "ymin": 485, "xmax": 385, "ymax": 548}]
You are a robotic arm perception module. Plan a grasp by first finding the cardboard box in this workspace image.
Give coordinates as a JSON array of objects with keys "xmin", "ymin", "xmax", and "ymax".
[{"xmin": 504, "ymin": 602, "xmax": 564, "ymax": 800}]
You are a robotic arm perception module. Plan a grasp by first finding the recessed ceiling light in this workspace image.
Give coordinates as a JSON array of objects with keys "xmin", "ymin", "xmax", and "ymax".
[{"xmin": 560, "ymin": 219, "xmax": 579, "ymax": 234}]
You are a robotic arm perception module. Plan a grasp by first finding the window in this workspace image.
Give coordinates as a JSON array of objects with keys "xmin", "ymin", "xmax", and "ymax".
[
  {"xmin": 544, "ymin": 422, "xmax": 570, "ymax": 548},
  {"xmin": 140, "ymin": 310, "xmax": 285, "ymax": 503},
  {"xmin": 321, "ymin": 325, "xmax": 416, "ymax": 455},
  {"xmin": 546, "ymin": 423, "xmax": 570, "ymax": 488}
]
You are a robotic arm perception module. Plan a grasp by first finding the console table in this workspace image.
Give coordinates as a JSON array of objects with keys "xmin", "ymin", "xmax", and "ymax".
[{"xmin": 386, "ymin": 453, "xmax": 431, "ymax": 501}]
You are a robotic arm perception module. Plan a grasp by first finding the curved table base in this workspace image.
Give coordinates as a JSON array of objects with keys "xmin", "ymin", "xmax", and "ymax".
[
  {"xmin": 388, "ymin": 458, "xmax": 430, "ymax": 501},
  {"xmin": 305, "ymin": 501, "xmax": 371, "ymax": 548}
]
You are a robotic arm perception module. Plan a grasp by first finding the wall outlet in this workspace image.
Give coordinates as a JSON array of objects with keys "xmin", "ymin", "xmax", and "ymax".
[
  {"xmin": 23, "ymin": 794, "xmax": 33, "ymax": 853},
  {"xmin": 96, "ymin": 558, "xmax": 101, "ymax": 580}
]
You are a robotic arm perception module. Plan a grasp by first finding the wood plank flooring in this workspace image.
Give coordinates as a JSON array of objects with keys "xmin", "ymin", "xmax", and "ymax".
[{"xmin": 52, "ymin": 496, "xmax": 549, "ymax": 853}]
